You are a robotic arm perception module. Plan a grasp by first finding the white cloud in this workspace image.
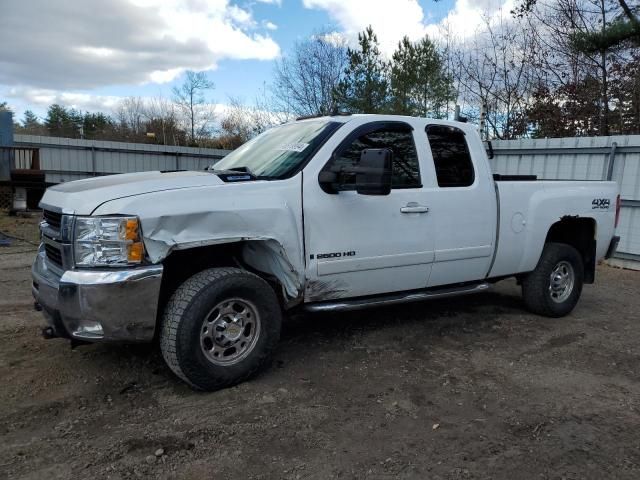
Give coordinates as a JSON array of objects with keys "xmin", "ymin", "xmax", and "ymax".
[
  {"xmin": 315, "ymin": 31, "xmax": 348, "ymax": 47},
  {"xmin": 425, "ymin": 0, "xmax": 516, "ymax": 40},
  {"xmin": 227, "ymin": 4, "xmax": 257, "ymax": 27},
  {"xmin": 6, "ymin": 87, "xmax": 123, "ymax": 114},
  {"xmin": 6, "ymin": 86, "xmax": 258, "ymax": 116},
  {"xmin": 149, "ymin": 68, "xmax": 186, "ymax": 85},
  {"xmin": 264, "ymin": 21, "xmax": 278, "ymax": 31},
  {"xmin": 0, "ymin": 0, "xmax": 280, "ymax": 90},
  {"xmin": 302, "ymin": 0, "xmax": 429, "ymax": 54},
  {"xmin": 256, "ymin": 0, "xmax": 282, "ymax": 5},
  {"xmin": 5, "ymin": 86, "xmax": 242, "ymax": 124},
  {"xmin": 303, "ymin": 0, "xmax": 515, "ymax": 54}
]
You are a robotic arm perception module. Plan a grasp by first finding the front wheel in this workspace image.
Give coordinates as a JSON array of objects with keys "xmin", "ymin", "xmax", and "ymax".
[
  {"xmin": 522, "ymin": 242, "xmax": 584, "ymax": 318},
  {"xmin": 160, "ymin": 267, "xmax": 282, "ymax": 391}
]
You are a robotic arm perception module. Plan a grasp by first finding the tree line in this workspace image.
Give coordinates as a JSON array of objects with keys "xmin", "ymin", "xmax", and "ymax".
[
  {"xmin": 274, "ymin": 0, "xmax": 639, "ymax": 139},
  {"xmin": 2, "ymin": 0, "xmax": 639, "ymax": 145}
]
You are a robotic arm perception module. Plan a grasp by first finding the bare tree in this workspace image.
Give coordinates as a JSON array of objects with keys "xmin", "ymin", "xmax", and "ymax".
[
  {"xmin": 114, "ymin": 96, "xmax": 146, "ymax": 137},
  {"xmin": 144, "ymin": 96, "xmax": 184, "ymax": 146},
  {"xmin": 451, "ymin": 13, "xmax": 538, "ymax": 139},
  {"xmin": 217, "ymin": 98, "xmax": 255, "ymax": 149},
  {"xmin": 217, "ymin": 93, "xmax": 286, "ymax": 149},
  {"xmin": 112, "ymin": 96, "xmax": 187, "ymax": 145},
  {"xmin": 272, "ymin": 31, "xmax": 349, "ymax": 116},
  {"xmin": 172, "ymin": 71, "xmax": 215, "ymax": 144},
  {"xmin": 516, "ymin": 0, "xmax": 636, "ymax": 135}
]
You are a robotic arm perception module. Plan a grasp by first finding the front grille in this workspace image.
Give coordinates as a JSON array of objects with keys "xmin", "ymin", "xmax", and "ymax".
[
  {"xmin": 43, "ymin": 210, "xmax": 62, "ymax": 229},
  {"xmin": 44, "ymin": 243, "xmax": 63, "ymax": 268}
]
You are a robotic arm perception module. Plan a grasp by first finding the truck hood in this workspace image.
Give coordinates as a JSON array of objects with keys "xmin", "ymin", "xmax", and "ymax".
[{"xmin": 40, "ymin": 171, "xmax": 225, "ymax": 215}]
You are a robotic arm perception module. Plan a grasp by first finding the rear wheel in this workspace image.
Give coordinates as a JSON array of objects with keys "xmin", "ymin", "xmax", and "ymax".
[
  {"xmin": 160, "ymin": 267, "xmax": 282, "ymax": 391},
  {"xmin": 522, "ymin": 242, "xmax": 584, "ymax": 318}
]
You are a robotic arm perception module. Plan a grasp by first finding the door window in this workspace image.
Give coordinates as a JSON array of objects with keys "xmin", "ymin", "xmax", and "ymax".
[
  {"xmin": 329, "ymin": 124, "xmax": 421, "ymax": 189},
  {"xmin": 426, "ymin": 125, "xmax": 475, "ymax": 187}
]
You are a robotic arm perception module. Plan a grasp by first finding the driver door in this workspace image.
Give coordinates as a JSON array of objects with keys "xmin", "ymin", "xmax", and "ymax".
[{"xmin": 302, "ymin": 120, "xmax": 435, "ymax": 302}]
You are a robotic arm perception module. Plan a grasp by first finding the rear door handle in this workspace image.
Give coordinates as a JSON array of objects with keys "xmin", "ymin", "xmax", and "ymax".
[{"xmin": 401, "ymin": 202, "xmax": 429, "ymax": 214}]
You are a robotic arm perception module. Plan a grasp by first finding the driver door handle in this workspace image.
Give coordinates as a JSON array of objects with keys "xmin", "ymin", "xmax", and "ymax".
[{"xmin": 401, "ymin": 202, "xmax": 430, "ymax": 214}]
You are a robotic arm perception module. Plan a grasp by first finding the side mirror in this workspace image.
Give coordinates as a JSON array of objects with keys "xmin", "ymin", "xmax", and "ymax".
[
  {"xmin": 356, "ymin": 148, "xmax": 392, "ymax": 196},
  {"xmin": 318, "ymin": 148, "xmax": 393, "ymax": 195}
]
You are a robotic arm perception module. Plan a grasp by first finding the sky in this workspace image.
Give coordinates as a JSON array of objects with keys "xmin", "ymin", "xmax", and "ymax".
[{"xmin": 0, "ymin": 0, "xmax": 513, "ymax": 121}]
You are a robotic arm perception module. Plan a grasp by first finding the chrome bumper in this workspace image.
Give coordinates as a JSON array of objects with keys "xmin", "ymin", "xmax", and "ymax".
[{"xmin": 31, "ymin": 246, "xmax": 163, "ymax": 343}]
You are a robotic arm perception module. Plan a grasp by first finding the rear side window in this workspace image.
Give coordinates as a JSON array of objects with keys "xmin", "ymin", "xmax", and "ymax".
[
  {"xmin": 426, "ymin": 125, "xmax": 475, "ymax": 187},
  {"xmin": 331, "ymin": 124, "xmax": 421, "ymax": 189}
]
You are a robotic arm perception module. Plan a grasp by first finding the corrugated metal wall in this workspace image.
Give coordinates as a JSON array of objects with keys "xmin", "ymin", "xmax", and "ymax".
[
  {"xmin": 491, "ymin": 135, "xmax": 640, "ymax": 267},
  {"xmin": 14, "ymin": 135, "xmax": 231, "ymax": 184},
  {"xmin": 13, "ymin": 133, "xmax": 640, "ymax": 267}
]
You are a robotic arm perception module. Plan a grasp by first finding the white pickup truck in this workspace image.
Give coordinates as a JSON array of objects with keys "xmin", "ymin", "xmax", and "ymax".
[{"xmin": 32, "ymin": 114, "xmax": 620, "ymax": 390}]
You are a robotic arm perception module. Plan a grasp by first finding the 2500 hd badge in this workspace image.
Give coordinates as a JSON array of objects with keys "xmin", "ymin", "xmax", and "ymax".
[{"xmin": 315, "ymin": 251, "xmax": 357, "ymax": 260}]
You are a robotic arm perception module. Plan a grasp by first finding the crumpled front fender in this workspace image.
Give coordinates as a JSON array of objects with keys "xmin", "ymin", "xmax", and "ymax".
[{"xmin": 91, "ymin": 176, "xmax": 306, "ymax": 300}]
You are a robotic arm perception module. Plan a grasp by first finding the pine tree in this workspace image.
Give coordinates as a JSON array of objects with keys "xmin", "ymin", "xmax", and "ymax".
[
  {"xmin": 389, "ymin": 36, "xmax": 454, "ymax": 117},
  {"xmin": 82, "ymin": 112, "xmax": 114, "ymax": 139},
  {"xmin": 22, "ymin": 110, "xmax": 39, "ymax": 127},
  {"xmin": 21, "ymin": 110, "xmax": 43, "ymax": 134},
  {"xmin": 572, "ymin": 18, "xmax": 640, "ymax": 53},
  {"xmin": 45, "ymin": 105, "xmax": 89, "ymax": 138},
  {"xmin": 334, "ymin": 26, "xmax": 390, "ymax": 113}
]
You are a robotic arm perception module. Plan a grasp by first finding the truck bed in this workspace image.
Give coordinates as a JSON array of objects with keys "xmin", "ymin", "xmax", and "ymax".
[{"xmin": 488, "ymin": 180, "xmax": 618, "ymax": 278}]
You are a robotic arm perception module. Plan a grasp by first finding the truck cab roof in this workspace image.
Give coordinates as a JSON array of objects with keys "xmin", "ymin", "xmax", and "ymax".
[{"xmin": 294, "ymin": 113, "xmax": 477, "ymax": 132}]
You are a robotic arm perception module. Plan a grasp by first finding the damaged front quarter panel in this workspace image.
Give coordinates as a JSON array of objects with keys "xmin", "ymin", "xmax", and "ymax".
[{"xmin": 91, "ymin": 177, "xmax": 307, "ymax": 302}]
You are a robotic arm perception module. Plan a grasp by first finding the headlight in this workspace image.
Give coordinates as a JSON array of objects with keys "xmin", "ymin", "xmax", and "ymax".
[{"xmin": 74, "ymin": 216, "xmax": 144, "ymax": 267}]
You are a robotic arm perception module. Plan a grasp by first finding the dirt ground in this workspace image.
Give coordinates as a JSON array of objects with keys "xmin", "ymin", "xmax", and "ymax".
[{"xmin": 1, "ymin": 214, "xmax": 639, "ymax": 480}]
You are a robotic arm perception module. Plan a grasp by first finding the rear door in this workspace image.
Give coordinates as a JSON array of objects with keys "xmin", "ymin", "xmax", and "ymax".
[
  {"xmin": 423, "ymin": 124, "xmax": 498, "ymax": 287},
  {"xmin": 302, "ymin": 119, "xmax": 435, "ymax": 301}
]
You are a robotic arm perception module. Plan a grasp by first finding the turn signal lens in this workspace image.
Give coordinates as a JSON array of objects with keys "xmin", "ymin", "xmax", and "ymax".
[
  {"xmin": 128, "ymin": 241, "xmax": 144, "ymax": 262},
  {"xmin": 125, "ymin": 218, "xmax": 140, "ymax": 241}
]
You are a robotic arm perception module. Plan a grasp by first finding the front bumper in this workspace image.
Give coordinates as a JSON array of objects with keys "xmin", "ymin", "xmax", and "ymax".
[{"xmin": 31, "ymin": 246, "xmax": 163, "ymax": 343}]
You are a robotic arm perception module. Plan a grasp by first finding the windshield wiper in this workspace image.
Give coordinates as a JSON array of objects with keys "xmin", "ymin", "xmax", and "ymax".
[
  {"xmin": 225, "ymin": 166, "xmax": 257, "ymax": 176},
  {"xmin": 209, "ymin": 166, "xmax": 265, "ymax": 182}
]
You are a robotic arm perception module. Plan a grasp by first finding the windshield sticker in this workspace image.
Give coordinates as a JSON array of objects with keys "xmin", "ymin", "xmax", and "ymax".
[{"xmin": 276, "ymin": 142, "xmax": 310, "ymax": 152}]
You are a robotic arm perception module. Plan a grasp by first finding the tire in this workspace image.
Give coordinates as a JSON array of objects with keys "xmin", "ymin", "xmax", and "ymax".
[
  {"xmin": 160, "ymin": 267, "xmax": 282, "ymax": 391},
  {"xmin": 522, "ymin": 242, "xmax": 584, "ymax": 318}
]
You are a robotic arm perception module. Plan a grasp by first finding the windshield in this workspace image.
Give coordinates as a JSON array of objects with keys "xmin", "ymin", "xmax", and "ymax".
[{"xmin": 213, "ymin": 120, "xmax": 341, "ymax": 179}]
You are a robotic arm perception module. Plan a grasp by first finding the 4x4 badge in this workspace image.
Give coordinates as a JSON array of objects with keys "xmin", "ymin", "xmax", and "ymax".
[{"xmin": 592, "ymin": 198, "xmax": 610, "ymax": 210}]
